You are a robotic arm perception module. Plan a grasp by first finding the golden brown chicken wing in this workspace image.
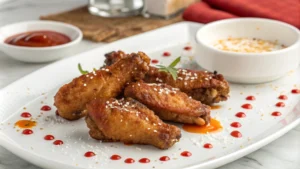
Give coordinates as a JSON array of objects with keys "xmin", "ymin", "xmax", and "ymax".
[
  {"xmin": 104, "ymin": 50, "xmax": 229, "ymax": 104},
  {"xmin": 124, "ymin": 81, "xmax": 210, "ymax": 126},
  {"xmin": 85, "ymin": 98, "xmax": 181, "ymax": 149},
  {"xmin": 54, "ymin": 52, "xmax": 150, "ymax": 120},
  {"xmin": 145, "ymin": 67, "xmax": 229, "ymax": 105}
]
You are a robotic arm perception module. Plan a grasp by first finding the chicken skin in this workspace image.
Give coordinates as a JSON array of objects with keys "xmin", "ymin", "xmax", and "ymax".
[
  {"xmin": 54, "ymin": 52, "xmax": 150, "ymax": 120},
  {"xmin": 85, "ymin": 98, "xmax": 181, "ymax": 149},
  {"xmin": 124, "ymin": 81, "xmax": 211, "ymax": 126},
  {"xmin": 104, "ymin": 50, "xmax": 229, "ymax": 104}
]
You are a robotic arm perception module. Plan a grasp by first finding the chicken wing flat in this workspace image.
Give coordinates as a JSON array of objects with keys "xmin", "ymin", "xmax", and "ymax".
[
  {"xmin": 124, "ymin": 82, "xmax": 211, "ymax": 126},
  {"xmin": 54, "ymin": 52, "xmax": 150, "ymax": 120},
  {"xmin": 85, "ymin": 98, "xmax": 181, "ymax": 149},
  {"xmin": 104, "ymin": 50, "xmax": 229, "ymax": 104},
  {"xmin": 145, "ymin": 68, "xmax": 229, "ymax": 105}
]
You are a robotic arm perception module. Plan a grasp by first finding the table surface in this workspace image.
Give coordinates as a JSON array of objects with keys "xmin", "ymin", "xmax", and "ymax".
[{"xmin": 0, "ymin": 1, "xmax": 299, "ymax": 169}]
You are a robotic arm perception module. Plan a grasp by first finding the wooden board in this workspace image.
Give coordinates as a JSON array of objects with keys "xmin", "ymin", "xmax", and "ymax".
[{"xmin": 40, "ymin": 6, "xmax": 183, "ymax": 42}]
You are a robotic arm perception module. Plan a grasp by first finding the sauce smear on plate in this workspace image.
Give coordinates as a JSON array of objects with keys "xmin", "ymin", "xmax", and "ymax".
[
  {"xmin": 15, "ymin": 120, "xmax": 36, "ymax": 128},
  {"xmin": 182, "ymin": 118, "xmax": 222, "ymax": 134}
]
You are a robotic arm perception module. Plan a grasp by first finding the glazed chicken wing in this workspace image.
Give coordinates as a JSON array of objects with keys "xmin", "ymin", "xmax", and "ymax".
[
  {"xmin": 85, "ymin": 98, "xmax": 181, "ymax": 149},
  {"xmin": 104, "ymin": 50, "xmax": 229, "ymax": 104},
  {"xmin": 124, "ymin": 81, "xmax": 211, "ymax": 126},
  {"xmin": 54, "ymin": 52, "xmax": 150, "ymax": 120}
]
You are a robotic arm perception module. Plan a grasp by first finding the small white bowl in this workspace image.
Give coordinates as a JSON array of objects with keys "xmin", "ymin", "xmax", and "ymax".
[
  {"xmin": 195, "ymin": 18, "xmax": 300, "ymax": 83},
  {"xmin": 0, "ymin": 21, "xmax": 82, "ymax": 63}
]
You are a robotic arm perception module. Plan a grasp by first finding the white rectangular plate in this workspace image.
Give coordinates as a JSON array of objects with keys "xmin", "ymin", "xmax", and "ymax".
[{"xmin": 0, "ymin": 22, "xmax": 299, "ymax": 169}]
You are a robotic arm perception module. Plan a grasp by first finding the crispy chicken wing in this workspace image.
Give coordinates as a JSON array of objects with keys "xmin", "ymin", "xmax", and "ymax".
[
  {"xmin": 104, "ymin": 50, "xmax": 229, "ymax": 104},
  {"xmin": 54, "ymin": 52, "xmax": 150, "ymax": 120},
  {"xmin": 124, "ymin": 81, "xmax": 211, "ymax": 126},
  {"xmin": 85, "ymin": 98, "xmax": 181, "ymax": 149}
]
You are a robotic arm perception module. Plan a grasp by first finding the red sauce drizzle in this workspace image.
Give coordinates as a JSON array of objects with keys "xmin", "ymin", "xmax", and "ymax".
[
  {"xmin": 291, "ymin": 89, "xmax": 300, "ymax": 94},
  {"xmin": 230, "ymin": 131, "xmax": 242, "ymax": 138},
  {"xmin": 44, "ymin": 135, "xmax": 55, "ymax": 140},
  {"xmin": 162, "ymin": 52, "xmax": 171, "ymax": 57},
  {"xmin": 235, "ymin": 112, "xmax": 246, "ymax": 118},
  {"xmin": 246, "ymin": 96, "xmax": 256, "ymax": 101},
  {"xmin": 181, "ymin": 151, "xmax": 192, "ymax": 157},
  {"xmin": 41, "ymin": 105, "xmax": 51, "ymax": 111},
  {"xmin": 271, "ymin": 111, "xmax": 281, "ymax": 116},
  {"xmin": 84, "ymin": 151, "xmax": 96, "ymax": 157},
  {"xmin": 276, "ymin": 102, "xmax": 285, "ymax": 107},
  {"xmin": 5, "ymin": 30, "xmax": 71, "ymax": 47},
  {"xmin": 241, "ymin": 104, "xmax": 252, "ymax": 109},
  {"xmin": 22, "ymin": 129, "xmax": 33, "ymax": 135},
  {"xmin": 53, "ymin": 140, "xmax": 63, "ymax": 145},
  {"xmin": 151, "ymin": 59, "xmax": 159, "ymax": 64},
  {"xmin": 203, "ymin": 143, "xmax": 213, "ymax": 149},
  {"xmin": 278, "ymin": 95, "xmax": 288, "ymax": 100},
  {"xmin": 159, "ymin": 156, "xmax": 170, "ymax": 161},
  {"xmin": 184, "ymin": 46, "xmax": 192, "ymax": 50},
  {"xmin": 139, "ymin": 158, "xmax": 150, "ymax": 163},
  {"xmin": 110, "ymin": 154, "xmax": 121, "ymax": 160},
  {"xmin": 124, "ymin": 158, "xmax": 135, "ymax": 164},
  {"xmin": 230, "ymin": 122, "xmax": 242, "ymax": 128},
  {"xmin": 21, "ymin": 112, "xmax": 31, "ymax": 118}
]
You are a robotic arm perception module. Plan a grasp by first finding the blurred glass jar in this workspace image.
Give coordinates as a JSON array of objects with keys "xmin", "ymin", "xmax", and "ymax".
[{"xmin": 88, "ymin": 0, "xmax": 144, "ymax": 17}]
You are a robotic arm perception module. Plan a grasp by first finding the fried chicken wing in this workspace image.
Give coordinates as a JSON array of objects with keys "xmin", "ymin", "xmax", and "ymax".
[
  {"xmin": 104, "ymin": 50, "xmax": 229, "ymax": 104},
  {"xmin": 145, "ymin": 68, "xmax": 229, "ymax": 105},
  {"xmin": 85, "ymin": 98, "xmax": 181, "ymax": 149},
  {"xmin": 54, "ymin": 52, "xmax": 150, "ymax": 120},
  {"xmin": 124, "ymin": 82, "xmax": 211, "ymax": 126}
]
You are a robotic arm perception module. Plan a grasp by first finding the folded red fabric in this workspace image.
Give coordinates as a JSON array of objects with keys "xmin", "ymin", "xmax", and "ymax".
[{"xmin": 183, "ymin": 0, "xmax": 300, "ymax": 29}]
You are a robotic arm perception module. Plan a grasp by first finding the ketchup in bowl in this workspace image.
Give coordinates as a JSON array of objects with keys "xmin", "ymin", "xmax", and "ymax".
[{"xmin": 5, "ymin": 30, "xmax": 71, "ymax": 47}]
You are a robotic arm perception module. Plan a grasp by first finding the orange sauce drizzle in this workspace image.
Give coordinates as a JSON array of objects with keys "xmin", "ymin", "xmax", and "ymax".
[
  {"xmin": 182, "ymin": 118, "xmax": 222, "ymax": 134},
  {"xmin": 15, "ymin": 120, "xmax": 37, "ymax": 129},
  {"xmin": 210, "ymin": 105, "xmax": 221, "ymax": 110}
]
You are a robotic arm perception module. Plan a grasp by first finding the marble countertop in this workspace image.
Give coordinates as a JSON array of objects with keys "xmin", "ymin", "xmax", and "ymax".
[{"xmin": 0, "ymin": 1, "xmax": 299, "ymax": 169}]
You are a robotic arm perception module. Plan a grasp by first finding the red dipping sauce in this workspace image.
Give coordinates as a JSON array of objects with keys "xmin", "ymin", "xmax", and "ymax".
[{"xmin": 5, "ymin": 30, "xmax": 71, "ymax": 47}]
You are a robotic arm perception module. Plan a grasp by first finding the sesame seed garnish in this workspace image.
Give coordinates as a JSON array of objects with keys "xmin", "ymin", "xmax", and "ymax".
[{"xmin": 83, "ymin": 84, "xmax": 87, "ymax": 87}]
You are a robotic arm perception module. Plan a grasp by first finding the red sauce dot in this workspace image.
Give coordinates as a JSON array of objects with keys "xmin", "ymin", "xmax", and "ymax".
[
  {"xmin": 151, "ymin": 59, "xmax": 159, "ymax": 64},
  {"xmin": 291, "ymin": 89, "xmax": 300, "ymax": 94},
  {"xmin": 203, "ymin": 143, "xmax": 213, "ymax": 149},
  {"xmin": 184, "ymin": 46, "xmax": 192, "ymax": 50},
  {"xmin": 181, "ymin": 151, "xmax": 192, "ymax": 157},
  {"xmin": 110, "ymin": 154, "xmax": 121, "ymax": 160},
  {"xmin": 41, "ymin": 105, "xmax": 51, "ymax": 111},
  {"xmin": 53, "ymin": 140, "xmax": 63, "ymax": 145},
  {"xmin": 231, "ymin": 131, "xmax": 242, "ymax": 138},
  {"xmin": 159, "ymin": 156, "xmax": 170, "ymax": 161},
  {"xmin": 235, "ymin": 112, "xmax": 246, "ymax": 118},
  {"xmin": 21, "ymin": 112, "xmax": 31, "ymax": 118},
  {"xmin": 22, "ymin": 129, "xmax": 33, "ymax": 135},
  {"xmin": 241, "ymin": 103, "xmax": 252, "ymax": 109},
  {"xmin": 84, "ymin": 151, "xmax": 96, "ymax": 157},
  {"xmin": 278, "ymin": 95, "xmax": 288, "ymax": 100},
  {"xmin": 139, "ymin": 158, "xmax": 150, "ymax": 163},
  {"xmin": 230, "ymin": 122, "xmax": 242, "ymax": 128},
  {"xmin": 124, "ymin": 158, "xmax": 135, "ymax": 164},
  {"xmin": 276, "ymin": 102, "xmax": 285, "ymax": 107},
  {"xmin": 271, "ymin": 111, "xmax": 281, "ymax": 116},
  {"xmin": 246, "ymin": 96, "xmax": 256, "ymax": 101},
  {"xmin": 162, "ymin": 52, "xmax": 171, "ymax": 57},
  {"xmin": 44, "ymin": 135, "xmax": 55, "ymax": 140}
]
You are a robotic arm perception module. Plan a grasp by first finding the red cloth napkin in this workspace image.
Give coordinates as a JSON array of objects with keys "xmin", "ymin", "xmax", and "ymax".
[{"xmin": 183, "ymin": 0, "xmax": 300, "ymax": 29}]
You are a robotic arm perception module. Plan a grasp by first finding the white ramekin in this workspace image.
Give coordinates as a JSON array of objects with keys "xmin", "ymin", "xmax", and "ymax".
[{"xmin": 195, "ymin": 18, "xmax": 300, "ymax": 84}]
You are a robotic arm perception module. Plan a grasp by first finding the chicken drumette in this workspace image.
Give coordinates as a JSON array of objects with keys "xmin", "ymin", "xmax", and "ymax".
[
  {"xmin": 54, "ymin": 52, "xmax": 150, "ymax": 120},
  {"xmin": 85, "ymin": 98, "xmax": 181, "ymax": 149},
  {"xmin": 124, "ymin": 81, "xmax": 211, "ymax": 126}
]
